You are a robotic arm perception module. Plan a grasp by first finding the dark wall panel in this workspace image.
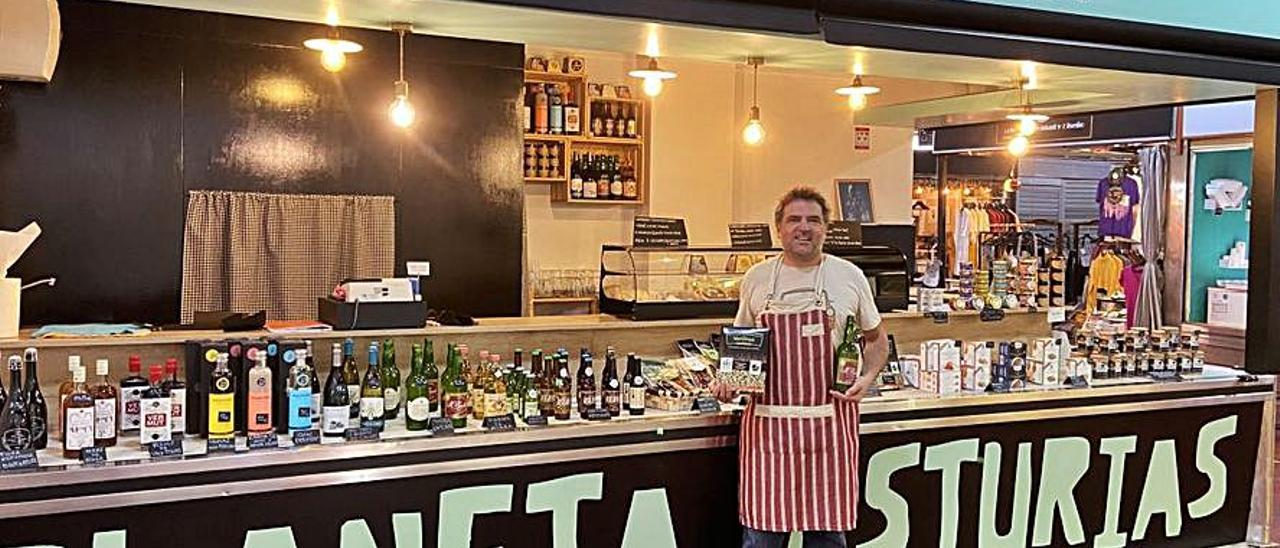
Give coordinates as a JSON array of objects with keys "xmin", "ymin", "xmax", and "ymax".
[{"xmin": 0, "ymin": 0, "xmax": 525, "ymax": 324}]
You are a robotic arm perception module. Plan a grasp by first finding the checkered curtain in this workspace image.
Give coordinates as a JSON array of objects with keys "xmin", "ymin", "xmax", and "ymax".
[{"xmin": 180, "ymin": 190, "xmax": 395, "ymax": 323}]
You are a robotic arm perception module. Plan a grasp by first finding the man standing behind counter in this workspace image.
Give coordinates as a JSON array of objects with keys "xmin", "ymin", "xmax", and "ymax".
[{"xmin": 724, "ymin": 186, "xmax": 889, "ymax": 548}]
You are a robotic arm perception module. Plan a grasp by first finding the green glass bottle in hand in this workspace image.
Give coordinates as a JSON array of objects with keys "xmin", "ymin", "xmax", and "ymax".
[{"xmin": 833, "ymin": 320, "xmax": 863, "ymax": 392}]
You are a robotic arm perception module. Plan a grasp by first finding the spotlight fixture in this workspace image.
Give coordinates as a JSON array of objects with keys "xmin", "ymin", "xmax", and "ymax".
[
  {"xmin": 835, "ymin": 74, "xmax": 880, "ymax": 111},
  {"xmin": 1007, "ymin": 134, "xmax": 1030, "ymax": 156},
  {"xmin": 629, "ymin": 56, "xmax": 677, "ymax": 97},
  {"xmin": 304, "ymin": 6, "xmax": 362, "ymax": 73},
  {"xmin": 741, "ymin": 57, "xmax": 765, "ymax": 146},
  {"xmin": 387, "ymin": 23, "xmax": 416, "ymax": 128}
]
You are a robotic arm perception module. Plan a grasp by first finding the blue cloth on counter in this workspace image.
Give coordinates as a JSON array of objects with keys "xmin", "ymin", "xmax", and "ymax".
[{"xmin": 31, "ymin": 323, "xmax": 151, "ymax": 338}]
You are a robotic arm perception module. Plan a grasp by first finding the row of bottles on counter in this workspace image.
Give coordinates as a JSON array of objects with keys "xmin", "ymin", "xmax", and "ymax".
[
  {"xmin": 589, "ymin": 101, "xmax": 639, "ymax": 139},
  {"xmin": 523, "ymin": 83, "xmax": 581, "ymax": 135},
  {"xmin": 569, "ymin": 153, "xmax": 638, "ymax": 200},
  {"xmin": 0, "ymin": 349, "xmax": 47, "ymax": 453}
]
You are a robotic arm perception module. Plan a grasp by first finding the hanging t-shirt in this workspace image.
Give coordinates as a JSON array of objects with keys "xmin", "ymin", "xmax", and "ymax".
[
  {"xmin": 1097, "ymin": 174, "xmax": 1140, "ymax": 238},
  {"xmin": 1121, "ymin": 264, "xmax": 1143, "ymax": 328}
]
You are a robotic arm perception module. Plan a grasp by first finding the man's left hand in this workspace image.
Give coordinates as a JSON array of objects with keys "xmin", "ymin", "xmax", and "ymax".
[{"xmin": 829, "ymin": 376, "xmax": 875, "ymax": 403}]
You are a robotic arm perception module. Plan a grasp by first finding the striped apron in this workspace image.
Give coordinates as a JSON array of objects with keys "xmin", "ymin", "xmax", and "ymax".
[{"xmin": 739, "ymin": 258, "xmax": 860, "ymax": 532}]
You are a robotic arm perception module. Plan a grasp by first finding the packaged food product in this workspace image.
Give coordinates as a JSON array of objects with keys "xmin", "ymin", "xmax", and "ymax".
[{"xmin": 717, "ymin": 326, "xmax": 770, "ymax": 392}]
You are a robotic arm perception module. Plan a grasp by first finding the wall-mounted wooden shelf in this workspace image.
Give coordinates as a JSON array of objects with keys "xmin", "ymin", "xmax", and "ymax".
[
  {"xmin": 524, "ymin": 176, "xmax": 567, "ymax": 183},
  {"xmin": 580, "ymin": 136, "xmax": 643, "ymax": 146},
  {"xmin": 523, "ymin": 70, "xmax": 585, "ymax": 83}
]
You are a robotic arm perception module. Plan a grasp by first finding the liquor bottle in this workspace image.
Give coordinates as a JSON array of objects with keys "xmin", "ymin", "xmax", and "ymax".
[
  {"xmin": 0, "ymin": 356, "xmax": 28, "ymax": 451},
  {"xmin": 596, "ymin": 157, "xmax": 611, "ymax": 200},
  {"xmin": 621, "ymin": 351, "xmax": 635, "ymax": 411},
  {"xmin": 627, "ymin": 353, "xmax": 646, "ymax": 416},
  {"xmin": 833, "ymin": 320, "xmax": 863, "ymax": 392},
  {"xmin": 62, "ymin": 365, "xmax": 94, "ymax": 459},
  {"xmin": 506, "ymin": 350, "xmax": 524, "ymax": 414},
  {"xmin": 306, "ymin": 341, "xmax": 321, "ymax": 429},
  {"xmin": 442, "ymin": 343, "xmax": 471, "ymax": 429},
  {"xmin": 591, "ymin": 102, "xmax": 604, "ymax": 136},
  {"xmin": 484, "ymin": 355, "xmax": 506, "ymax": 418},
  {"xmin": 90, "ymin": 359, "xmax": 118, "ymax": 448},
  {"xmin": 360, "ymin": 343, "xmax": 385, "ymax": 431},
  {"xmin": 208, "ymin": 353, "xmax": 236, "ymax": 440},
  {"xmin": 601, "ymin": 348, "xmax": 621, "ymax": 416},
  {"xmin": 342, "ymin": 339, "xmax": 361, "ymax": 420},
  {"xmin": 548, "ymin": 84, "xmax": 564, "ymax": 135},
  {"xmin": 381, "ymin": 339, "xmax": 401, "ymax": 420},
  {"xmin": 287, "ymin": 349, "xmax": 313, "ymax": 432},
  {"xmin": 539, "ymin": 354, "xmax": 557, "ymax": 416},
  {"xmin": 423, "ymin": 340, "xmax": 440, "ymax": 416},
  {"xmin": 522, "ymin": 370, "xmax": 540, "ymax": 419},
  {"xmin": 604, "ymin": 102, "xmax": 616, "ymax": 137},
  {"xmin": 322, "ymin": 343, "xmax": 350, "ymax": 437},
  {"xmin": 247, "ymin": 353, "xmax": 273, "ymax": 435},
  {"xmin": 623, "ymin": 161, "xmax": 639, "ymax": 200},
  {"xmin": 24, "ymin": 348, "xmax": 47, "ymax": 450},
  {"xmin": 626, "ymin": 104, "xmax": 638, "ymax": 138},
  {"xmin": 405, "ymin": 344, "xmax": 430, "ymax": 431},
  {"xmin": 471, "ymin": 349, "xmax": 488, "ymax": 421},
  {"xmin": 119, "ymin": 356, "xmax": 148, "ymax": 433},
  {"xmin": 163, "ymin": 358, "xmax": 186, "ymax": 436},
  {"xmin": 534, "ymin": 84, "xmax": 549, "ymax": 134},
  {"xmin": 58, "ymin": 355, "xmax": 80, "ymax": 410},
  {"xmin": 576, "ymin": 350, "xmax": 597, "ymax": 418},
  {"xmin": 583, "ymin": 153, "xmax": 598, "ymax": 199},
  {"xmin": 570, "ymin": 153, "xmax": 584, "ymax": 199},
  {"xmin": 140, "ymin": 365, "xmax": 172, "ymax": 445},
  {"xmin": 554, "ymin": 355, "xmax": 572, "ymax": 420},
  {"xmin": 612, "ymin": 103, "xmax": 626, "ymax": 139},
  {"xmin": 564, "ymin": 88, "xmax": 581, "ymax": 134},
  {"xmin": 522, "ymin": 85, "xmax": 532, "ymax": 133},
  {"xmin": 609, "ymin": 157, "xmax": 624, "ymax": 200}
]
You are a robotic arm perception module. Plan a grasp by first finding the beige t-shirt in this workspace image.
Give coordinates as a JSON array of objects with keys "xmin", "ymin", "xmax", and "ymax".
[{"xmin": 733, "ymin": 255, "xmax": 882, "ymax": 337}]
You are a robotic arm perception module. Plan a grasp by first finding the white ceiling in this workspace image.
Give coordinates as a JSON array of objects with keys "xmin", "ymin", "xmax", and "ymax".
[{"xmin": 108, "ymin": 0, "xmax": 1263, "ymax": 126}]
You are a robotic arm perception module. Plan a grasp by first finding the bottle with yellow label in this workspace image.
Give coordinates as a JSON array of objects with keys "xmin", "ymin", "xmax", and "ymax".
[{"xmin": 208, "ymin": 352, "xmax": 236, "ymax": 439}]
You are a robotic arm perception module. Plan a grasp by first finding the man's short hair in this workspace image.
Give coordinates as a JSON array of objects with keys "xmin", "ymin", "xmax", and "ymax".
[{"xmin": 774, "ymin": 186, "xmax": 832, "ymax": 226}]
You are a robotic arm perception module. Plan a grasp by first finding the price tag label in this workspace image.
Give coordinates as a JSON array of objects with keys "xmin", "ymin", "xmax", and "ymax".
[
  {"xmin": 79, "ymin": 446, "xmax": 108, "ymax": 465},
  {"xmin": 523, "ymin": 415, "xmax": 549, "ymax": 427},
  {"xmin": 1065, "ymin": 376, "xmax": 1090, "ymax": 389},
  {"xmin": 931, "ymin": 311, "xmax": 950, "ymax": 324},
  {"xmin": 980, "ymin": 308, "xmax": 1005, "ymax": 322},
  {"xmin": 247, "ymin": 432, "xmax": 280, "ymax": 450},
  {"xmin": 344, "ymin": 426, "xmax": 382, "ymax": 442},
  {"xmin": 206, "ymin": 437, "xmax": 236, "ymax": 453},
  {"xmin": 0, "ymin": 449, "xmax": 38, "ymax": 472},
  {"xmin": 482, "ymin": 414, "xmax": 518, "ymax": 431},
  {"xmin": 986, "ymin": 380, "xmax": 1012, "ymax": 394},
  {"xmin": 148, "ymin": 440, "xmax": 184, "ymax": 459},
  {"xmin": 692, "ymin": 396, "xmax": 722, "ymax": 414},
  {"xmin": 291, "ymin": 429, "xmax": 321, "ymax": 447},
  {"xmin": 428, "ymin": 417, "xmax": 455, "ymax": 437},
  {"xmin": 584, "ymin": 408, "xmax": 613, "ymax": 421},
  {"xmin": 1149, "ymin": 371, "xmax": 1183, "ymax": 383},
  {"xmin": 1048, "ymin": 307, "xmax": 1067, "ymax": 324}
]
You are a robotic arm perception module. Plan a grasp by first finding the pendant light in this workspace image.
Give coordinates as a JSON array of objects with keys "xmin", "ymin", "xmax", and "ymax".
[
  {"xmin": 304, "ymin": 5, "xmax": 362, "ymax": 73},
  {"xmin": 1006, "ymin": 74, "xmax": 1048, "ymax": 136},
  {"xmin": 741, "ymin": 57, "xmax": 765, "ymax": 147},
  {"xmin": 629, "ymin": 56, "xmax": 677, "ymax": 97},
  {"xmin": 835, "ymin": 74, "xmax": 880, "ymax": 111},
  {"xmin": 388, "ymin": 23, "xmax": 416, "ymax": 128}
]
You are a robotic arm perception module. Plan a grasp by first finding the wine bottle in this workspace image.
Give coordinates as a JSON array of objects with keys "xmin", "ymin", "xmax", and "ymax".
[
  {"xmin": 553, "ymin": 355, "xmax": 572, "ymax": 420},
  {"xmin": 139, "ymin": 364, "xmax": 171, "ymax": 445},
  {"xmin": 601, "ymin": 348, "xmax": 621, "ymax": 416},
  {"xmin": 381, "ymin": 339, "xmax": 401, "ymax": 420},
  {"xmin": 521, "ymin": 84, "xmax": 532, "ymax": 133},
  {"xmin": 90, "ymin": 359, "xmax": 118, "ymax": 447},
  {"xmin": 207, "ymin": 353, "xmax": 236, "ymax": 440},
  {"xmin": 119, "ymin": 356, "xmax": 148, "ymax": 433},
  {"xmin": 576, "ymin": 349, "xmax": 597, "ymax": 419},
  {"xmin": 24, "ymin": 348, "xmax": 48, "ymax": 450},
  {"xmin": 506, "ymin": 350, "xmax": 524, "ymax": 415},
  {"xmin": 247, "ymin": 353, "xmax": 273, "ymax": 435},
  {"xmin": 539, "ymin": 354, "xmax": 556, "ymax": 417},
  {"xmin": 62, "ymin": 365, "xmax": 94, "ymax": 459},
  {"xmin": 470, "ymin": 349, "xmax": 487, "ymax": 421},
  {"xmin": 322, "ymin": 343, "xmax": 350, "ymax": 437},
  {"xmin": 442, "ymin": 343, "xmax": 471, "ymax": 429},
  {"xmin": 625, "ymin": 103, "xmax": 638, "ymax": 138},
  {"xmin": 163, "ymin": 358, "xmax": 186, "ymax": 436},
  {"xmin": 360, "ymin": 343, "xmax": 385, "ymax": 431},
  {"xmin": 833, "ymin": 321, "xmax": 863, "ymax": 392},
  {"xmin": 596, "ymin": 156, "xmax": 611, "ymax": 200},
  {"xmin": 485, "ymin": 355, "xmax": 507, "ymax": 418},
  {"xmin": 609, "ymin": 157, "xmax": 624, "ymax": 200},
  {"xmin": 627, "ymin": 354, "xmax": 646, "ymax": 416},
  {"xmin": 404, "ymin": 343, "xmax": 430, "ymax": 431},
  {"xmin": 583, "ymin": 153, "xmax": 598, "ymax": 199},
  {"xmin": 423, "ymin": 340, "xmax": 440, "ymax": 416},
  {"xmin": 564, "ymin": 87, "xmax": 581, "ymax": 135},
  {"xmin": 305, "ymin": 342, "xmax": 321, "ymax": 429},
  {"xmin": 342, "ymin": 339, "xmax": 361, "ymax": 420},
  {"xmin": 0, "ymin": 356, "xmax": 29, "ymax": 451},
  {"xmin": 287, "ymin": 349, "xmax": 313, "ymax": 432}
]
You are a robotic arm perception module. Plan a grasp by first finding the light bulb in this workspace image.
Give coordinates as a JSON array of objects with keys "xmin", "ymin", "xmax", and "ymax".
[
  {"xmin": 642, "ymin": 77, "xmax": 664, "ymax": 97},
  {"xmin": 1018, "ymin": 117, "xmax": 1038, "ymax": 136},
  {"xmin": 847, "ymin": 92, "xmax": 868, "ymax": 111},
  {"xmin": 320, "ymin": 49, "xmax": 346, "ymax": 72},
  {"xmin": 389, "ymin": 95, "xmax": 416, "ymax": 128},
  {"xmin": 1008, "ymin": 134, "xmax": 1030, "ymax": 156},
  {"xmin": 742, "ymin": 118, "xmax": 765, "ymax": 146}
]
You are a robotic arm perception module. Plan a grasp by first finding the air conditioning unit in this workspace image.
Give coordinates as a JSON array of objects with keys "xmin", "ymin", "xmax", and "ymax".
[{"xmin": 0, "ymin": 0, "xmax": 61, "ymax": 83}]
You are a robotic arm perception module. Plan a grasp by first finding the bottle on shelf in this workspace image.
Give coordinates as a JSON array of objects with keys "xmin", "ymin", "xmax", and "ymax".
[
  {"xmin": 287, "ymin": 349, "xmax": 313, "ymax": 432},
  {"xmin": 322, "ymin": 343, "xmax": 350, "ymax": 437},
  {"xmin": 119, "ymin": 355, "xmax": 148, "ymax": 434},
  {"xmin": 506, "ymin": 351, "xmax": 524, "ymax": 416},
  {"xmin": 140, "ymin": 364, "xmax": 171, "ymax": 446},
  {"xmin": 25, "ymin": 348, "xmax": 47, "ymax": 450},
  {"xmin": 62, "ymin": 364, "xmax": 94, "ymax": 459},
  {"xmin": 564, "ymin": 88, "xmax": 581, "ymax": 135},
  {"xmin": 163, "ymin": 358, "xmax": 186, "ymax": 436},
  {"xmin": 381, "ymin": 339, "xmax": 401, "ymax": 420},
  {"xmin": 612, "ymin": 103, "xmax": 626, "ymax": 139},
  {"xmin": 548, "ymin": 84, "xmax": 564, "ymax": 135},
  {"xmin": 471, "ymin": 350, "xmax": 488, "ymax": 421},
  {"xmin": 604, "ymin": 102, "xmax": 616, "ymax": 137},
  {"xmin": 540, "ymin": 354, "xmax": 557, "ymax": 417},
  {"xmin": 360, "ymin": 342, "xmax": 385, "ymax": 431},
  {"xmin": 208, "ymin": 353, "xmax": 236, "ymax": 440},
  {"xmin": 247, "ymin": 353, "xmax": 273, "ymax": 435},
  {"xmin": 306, "ymin": 341, "xmax": 321, "ymax": 430},
  {"xmin": 833, "ymin": 320, "xmax": 863, "ymax": 392},
  {"xmin": 576, "ymin": 349, "xmax": 597, "ymax": 419},
  {"xmin": 90, "ymin": 359, "xmax": 118, "ymax": 448},
  {"xmin": 553, "ymin": 354, "xmax": 572, "ymax": 420},
  {"xmin": 423, "ymin": 339, "xmax": 440, "ymax": 417},
  {"xmin": 623, "ymin": 160, "xmax": 639, "ymax": 200},
  {"xmin": 405, "ymin": 343, "xmax": 431, "ymax": 431},
  {"xmin": 58, "ymin": 355, "xmax": 80, "ymax": 411},
  {"xmin": 0, "ymin": 359, "xmax": 6, "ymax": 413},
  {"xmin": 569, "ymin": 153, "xmax": 584, "ymax": 199},
  {"xmin": 342, "ymin": 339, "xmax": 361, "ymax": 420},
  {"xmin": 581, "ymin": 153, "xmax": 597, "ymax": 199},
  {"xmin": 523, "ymin": 369, "xmax": 540, "ymax": 420},
  {"xmin": 591, "ymin": 102, "xmax": 605, "ymax": 137},
  {"xmin": 596, "ymin": 156, "xmax": 611, "ymax": 199},
  {"xmin": 601, "ymin": 348, "xmax": 621, "ymax": 416},
  {"xmin": 522, "ymin": 84, "xmax": 533, "ymax": 134},
  {"xmin": 485, "ymin": 354, "xmax": 507, "ymax": 418},
  {"xmin": 625, "ymin": 103, "xmax": 638, "ymax": 138},
  {"xmin": 442, "ymin": 343, "xmax": 471, "ymax": 429},
  {"xmin": 534, "ymin": 84, "xmax": 549, "ymax": 134},
  {"xmin": 0, "ymin": 356, "xmax": 29, "ymax": 451},
  {"xmin": 609, "ymin": 156, "xmax": 624, "ymax": 200},
  {"xmin": 627, "ymin": 353, "xmax": 646, "ymax": 416},
  {"xmin": 621, "ymin": 351, "xmax": 634, "ymax": 411}
]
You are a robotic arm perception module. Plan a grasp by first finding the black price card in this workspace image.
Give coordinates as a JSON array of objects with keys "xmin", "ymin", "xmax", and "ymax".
[
  {"xmin": 584, "ymin": 408, "xmax": 613, "ymax": 421},
  {"xmin": 206, "ymin": 437, "xmax": 236, "ymax": 453},
  {"xmin": 980, "ymin": 307, "xmax": 1005, "ymax": 322},
  {"xmin": 633, "ymin": 216, "xmax": 688, "ymax": 248},
  {"xmin": 0, "ymin": 449, "xmax": 38, "ymax": 472},
  {"xmin": 482, "ymin": 414, "xmax": 518, "ymax": 432},
  {"xmin": 729, "ymin": 223, "xmax": 773, "ymax": 249},
  {"xmin": 291, "ymin": 429, "xmax": 321, "ymax": 447},
  {"xmin": 1149, "ymin": 371, "xmax": 1183, "ymax": 383},
  {"xmin": 823, "ymin": 221, "xmax": 862, "ymax": 252},
  {"xmin": 428, "ymin": 417, "xmax": 456, "ymax": 437},
  {"xmin": 523, "ymin": 415, "xmax": 549, "ymax": 427},
  {"xmin": 932, "ymin": 311, "xmax": 950, "ymax": 324},
  {"xmin": 1064, "ymin": 376, "xmax": 1090, "ymax": 389},
  {"xmin": 986, "ymin": 379, "xmax": 1012, "ymax": 394},
  {"xmin": 247, "ymin": 432, "xmax": 279, "ymax": 450},
  {"xmin": 692, "ymin": 395, "xmax": 722, "ymax": 414},
  {"xmin": 148, "ymin": 440, "xmax": 184, "ymax": 459},
  {"xmin": 79, "ymin": 446, "xmax": 108, "ymax": 465},
  {"xmin": 344, "ymin": 426, "xmax": 382, "ymax": 442}
]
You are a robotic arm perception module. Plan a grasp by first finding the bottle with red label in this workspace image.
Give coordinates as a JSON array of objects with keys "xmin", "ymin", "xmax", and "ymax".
[
  {"xmin": 139, "ymin": 365, "xmax": 171, "ymax": 446},
  {"xmin": 119, "ymin": 356, "xmax": 148, "ymax": 433},
  {"xmin": 441, "ymin": 343, "xmax": 470, "ymax": 429},
  {"xmin": 161, "ymin": 358, "xmax": 186, "ymax": 436}
]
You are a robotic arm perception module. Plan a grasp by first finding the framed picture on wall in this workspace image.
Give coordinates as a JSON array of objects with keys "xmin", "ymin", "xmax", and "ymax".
[{"xmin": 835, "ymin": 179, "xmax": 874, "ymax": 223}]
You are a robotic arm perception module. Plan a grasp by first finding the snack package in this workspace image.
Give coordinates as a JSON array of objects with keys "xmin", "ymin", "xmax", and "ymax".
[{"xmin": 717, "ymin": 326, "xmax": 770, "ymax": 393}]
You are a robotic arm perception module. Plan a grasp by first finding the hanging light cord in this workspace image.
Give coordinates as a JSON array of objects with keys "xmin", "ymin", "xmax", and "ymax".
[
  {"xmin": 752, "ymin": 61, "xmax": 759, "ymax": 109},
  {"xmin": 397, "ymin": 29, "xmax": 406, "ymax": 84}
]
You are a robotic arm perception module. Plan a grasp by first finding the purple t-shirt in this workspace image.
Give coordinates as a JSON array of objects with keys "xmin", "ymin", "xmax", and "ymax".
[{"xmin": 1097, "ymin": 175, "xmax": 1140, "ymax": 238}]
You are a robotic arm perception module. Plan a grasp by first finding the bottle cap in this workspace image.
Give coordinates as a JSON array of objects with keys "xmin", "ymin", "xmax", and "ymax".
[
  {"xmin": 129, "ymin": 355, "xmax": 142, "ymax": 372},
  {"xmin": 96, "ymin": 359, "xmax": 109, "ymax": 376},
  {"xmin": 149, "ymin": 364, "xmax": 163, "ymax": 382},
  {"xmin": 165, "ymin": 358, "xmax": 178, "ymax": 374}
]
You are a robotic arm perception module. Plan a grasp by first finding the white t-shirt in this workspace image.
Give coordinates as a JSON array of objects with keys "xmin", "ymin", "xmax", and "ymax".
[{"xmin": 733, "ymin": 255, "xmax": 883, "ymax": 338}]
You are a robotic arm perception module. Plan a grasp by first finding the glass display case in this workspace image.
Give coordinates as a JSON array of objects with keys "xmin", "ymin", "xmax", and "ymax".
[{"xmin": 599, "ymin": 245, "xmax": 910, "ymax": 320}]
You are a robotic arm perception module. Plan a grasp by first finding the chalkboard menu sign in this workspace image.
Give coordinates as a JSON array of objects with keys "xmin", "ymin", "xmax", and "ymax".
[
  {"xmin": 633, "ymin": 216, "xmax": 688, "ymax": 248},
  {"xmin": 823, "ymin": 221, "xmax": 862, "ymax": 251},
  {"xmin": 729, "ymin": 224, "xmax": 772, "ymax": 249}
]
